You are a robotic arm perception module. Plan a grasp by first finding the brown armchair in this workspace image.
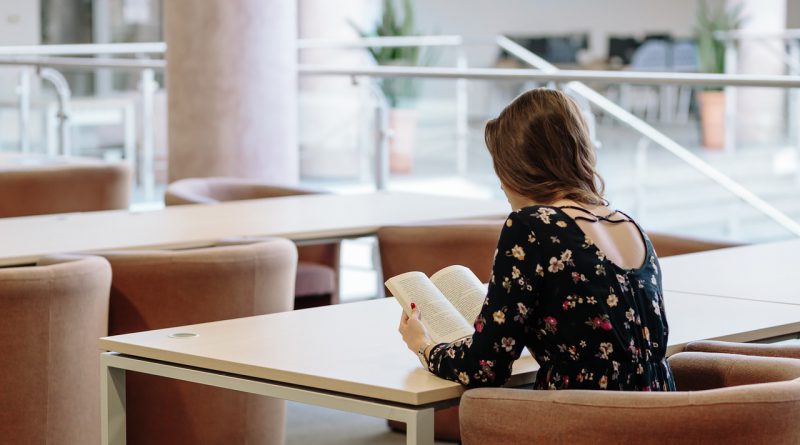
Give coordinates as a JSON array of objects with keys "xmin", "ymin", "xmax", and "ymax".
[
  {"xmin": 683, "ymin": 340, "xmax": 800, "ymax": 360},
  {"xmin": 647, "ymin": 232, "xmax": 744, "ymax": 257},
  {"xmin": 460, "ymin": 352, "xmax": 800, "ymax": 445},
  {"xmin": 0, "ymin": 254, "xmax": 112, "ymax": 445},
  {"xmin": 0, "ymin": 162, "xmax": 131, "ymax": 217},
  {"xmin": 99, "ymin": 237, "xmax": 297, "ymax": 445},
  {"xmin": 377, "ymin": 220, "xmax": 504, "ymax": 442},
  {"xmin": 165, "ymin": 177, "xmax": 339, "ymax": 308}
]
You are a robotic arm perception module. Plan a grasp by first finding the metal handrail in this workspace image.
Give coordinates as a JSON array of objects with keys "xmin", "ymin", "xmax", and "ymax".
[
  {"xmin": 0, "ymin": 42, "xmax": 166, "ymax": 55},
  {"xmin": 299, "ymin": 64, "xmax": 800, "ymax": 88},
  {"xmin": 715, "ymin": 29, "xmax": 800, "ymax": 41},
  {"xmin": 6, "ymin": 56, "xmax": 800, "ymax": 88},
  {"xmin": 298, "ymin": 35, "xmax": 465, "ymax": 49},
  {"xmin": 0, "ymin": 56, "xmax": 165, "ymax": 71},
  {"xmin": 0, "ymin": 36, "xmax": 468, "ymax": 56}
]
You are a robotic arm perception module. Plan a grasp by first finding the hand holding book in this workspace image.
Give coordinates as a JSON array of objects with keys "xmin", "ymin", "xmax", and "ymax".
[{"xmin": 387, "ymin": 265, "xmax": 487, "ymax": 345}]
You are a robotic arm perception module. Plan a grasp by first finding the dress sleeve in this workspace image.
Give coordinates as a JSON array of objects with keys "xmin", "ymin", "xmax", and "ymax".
[{"xmin": 427, "ymin": 211, "xmax": 543, "ymax": 387}]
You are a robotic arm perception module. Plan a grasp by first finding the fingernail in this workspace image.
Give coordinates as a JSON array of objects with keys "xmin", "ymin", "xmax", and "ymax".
[{"xmin": 410, "ymin": 302, "xmax": 416, "ymax": 310}]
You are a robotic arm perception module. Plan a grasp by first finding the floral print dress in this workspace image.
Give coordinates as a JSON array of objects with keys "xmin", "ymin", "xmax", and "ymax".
[{"xmin": 427, "ymin": 205, "xmax": 675, "ymax": 392}]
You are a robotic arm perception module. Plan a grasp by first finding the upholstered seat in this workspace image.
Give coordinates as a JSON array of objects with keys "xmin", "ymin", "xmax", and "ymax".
[
  {"xmin": 0, "ymin": 162, "xmax": 131, "ymax": 217},
  {"xmin": 165, "ymin": 177, "xmax": 340, "ymax": 307},
  {"xmin": 99, "ymin": 238, "xmax": 297, "ymax": 445},
  {"xmin": 0, "ymin": 254, "xmax": 112, "ymax": 445},
  {"xmin": 683, "ymin": 340, "xmax": 800, "ymax": 360},
  {"xmin": 460, "ymin": 352, "xmax": 800, "ymax": 445}
]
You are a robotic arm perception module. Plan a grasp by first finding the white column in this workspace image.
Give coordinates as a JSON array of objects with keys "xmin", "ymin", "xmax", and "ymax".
[
  {"xmin": 729, "ymin": 0, "xmax": 787, "ymax": 147},
  {"xmin": 165, "ymin": 0, "xmax": 298, "ymax": 183}
]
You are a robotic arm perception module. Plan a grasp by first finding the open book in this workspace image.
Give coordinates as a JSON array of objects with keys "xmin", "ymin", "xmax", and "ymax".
[{"xmin": 385, "ymin": 265, "xmax": 487, "ymax": 344}]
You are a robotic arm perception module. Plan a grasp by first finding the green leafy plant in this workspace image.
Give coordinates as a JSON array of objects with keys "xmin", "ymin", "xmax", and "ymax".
[
  {"xmin": 695, "ymin": 0, "xmax": 744, "ymax": 88},
  {"xmin": 352, "ymin": 0, "xmax": 426, "ymax": 108}
]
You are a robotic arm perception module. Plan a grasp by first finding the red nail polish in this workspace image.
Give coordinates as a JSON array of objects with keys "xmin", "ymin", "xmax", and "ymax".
[{"xmin": 410, "ymin": 302, "xmax": 416, "ymax": 310}]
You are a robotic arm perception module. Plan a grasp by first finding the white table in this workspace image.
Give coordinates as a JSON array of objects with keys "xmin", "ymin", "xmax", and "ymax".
[
  {"xmin": 0, "ymin": 191, "xmax": 510, "ymax": 267},
  {"xmin": 660, "ymin": 239, "xmax": 800, "ymax": 306},
  {"xmin": 100, "ymin": 293, "xmax": 800, "ymax": 445}
]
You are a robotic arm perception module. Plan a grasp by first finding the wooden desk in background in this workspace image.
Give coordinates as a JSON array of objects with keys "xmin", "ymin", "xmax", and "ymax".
[
  {"xmin": 0, "ymin": 191, "xmax": 510, "ymax": 267},
  {"xmin": 660, "ymin": 239, "xmax": 800, "ymax": 305},
  {"xmin": 100, "ymin": 292, "xmax": 800, "ymax": 445}
]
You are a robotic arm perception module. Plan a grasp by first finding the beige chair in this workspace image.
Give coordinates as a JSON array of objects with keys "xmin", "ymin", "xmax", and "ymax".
[
  {"xmin": 376, "ymin": 221, "xmax": 748, "ymax": 442},
  {"xmin": 0, "ymin": 255, "xmax": 112, "ymax": 445},
  {"xmin": 165, "ymin": 177, "xmax": 339, "ymax": 309},
  {"xmin": 100, "ymin": 238, "xmax": 297, "ymax": 445},
  {"xmin": 0, "ymin": 162, "xmax": 131, "ymax": 217},
  {"xmin": 460, "ymin": 352, "xmax": 800, "ymax": 445},
  {"xmin": 684, "ymin": 340, "xmax": 800, "ymax": 360},
  {"xmin": 377, "ymin": 220, "xmax": 504, "ymax": 442},
  {"xmin": 647, "ymin": 232, "xmax": 744, "ymax": 257}
]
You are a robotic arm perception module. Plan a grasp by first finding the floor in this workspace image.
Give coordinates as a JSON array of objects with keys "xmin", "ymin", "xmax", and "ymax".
[{"xmin": 286, "ymin": 402, "xmax": 453, "ymax": 445}]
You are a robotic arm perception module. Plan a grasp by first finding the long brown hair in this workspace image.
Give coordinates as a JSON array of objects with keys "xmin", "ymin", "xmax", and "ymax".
[{"xmin": 485, "ymin": 88, "xmax": 605, "ymax": 206}]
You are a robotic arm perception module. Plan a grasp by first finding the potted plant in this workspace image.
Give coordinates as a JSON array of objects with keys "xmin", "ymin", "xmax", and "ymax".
[
  {"xmin": 695, "ymin": 0, "xmax": 743, "ymax": 149},
  {"xmin": 353, "ymin": 0, "xmax": 425, "ymax": 174}
]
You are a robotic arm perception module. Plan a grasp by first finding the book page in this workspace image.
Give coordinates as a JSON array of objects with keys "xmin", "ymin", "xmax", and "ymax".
[
  {"xmin": 385, "ymin": 271, "xmax": 474, "ymax": 343},
  {"xmin": 430, "ymin": 265, "xmax": 487, "ymax": 325}
]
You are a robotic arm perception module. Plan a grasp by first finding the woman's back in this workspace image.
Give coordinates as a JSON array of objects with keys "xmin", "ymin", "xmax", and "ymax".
[{"xmin": 427, "ymin": 205, "xmax": 674, "ymax": 392}]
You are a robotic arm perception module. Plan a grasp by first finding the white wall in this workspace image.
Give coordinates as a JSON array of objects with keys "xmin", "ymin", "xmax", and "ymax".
[
  {"xmin": 0, "ymin": 0, "xmax": 40, "ymax": 149},
  {"xmin": 412, "ymin": 0, "xmax": 726, "ymax": 66}
]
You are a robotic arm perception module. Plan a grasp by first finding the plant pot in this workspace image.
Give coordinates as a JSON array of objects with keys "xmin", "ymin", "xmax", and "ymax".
[
  {"xmin": 698, "ymin": 90, "xmax": 725, "ymax": 150},
  {"xmin": 389, "ymin": 108, "xmax": 418, "ymax": 174}
]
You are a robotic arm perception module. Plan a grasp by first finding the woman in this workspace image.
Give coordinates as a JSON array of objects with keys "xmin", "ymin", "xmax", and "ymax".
[{"xmin": 399, "ymin": 88, "xmax": 675, "ymax": 392}]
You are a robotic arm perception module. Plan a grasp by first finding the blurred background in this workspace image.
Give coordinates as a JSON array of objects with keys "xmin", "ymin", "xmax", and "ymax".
[{"xmin": 1, "ymin": 0, "xmax": 799, "ymax": 299}]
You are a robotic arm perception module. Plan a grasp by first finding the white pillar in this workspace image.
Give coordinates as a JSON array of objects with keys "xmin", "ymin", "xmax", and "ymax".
[
  {"xmin": 729, "ymin": 0, "xmax": 787, "ymax": 147},
  {"xmin": 165, "ymin": 0, "xmax": 298, "ymax": 183}
]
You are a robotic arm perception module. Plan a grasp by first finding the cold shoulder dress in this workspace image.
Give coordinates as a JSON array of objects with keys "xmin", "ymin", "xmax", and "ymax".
[{"xmin": 427, "ymin": 205, "xmax": 676, "ymax": 391}]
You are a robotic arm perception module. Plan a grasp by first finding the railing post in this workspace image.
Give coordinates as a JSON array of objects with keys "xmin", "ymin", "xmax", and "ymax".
[
  {"xmin": 39, "ymin": 67, "xmax": 71, "ymax": 156},
  {"xmin": 139, "ymin": 68, "xmax": 157, "ymax": 202},
  {"xmin": 788, "ymin": 39, "xmax": 800, "ymax": 157},
  {"xmin": 368, "ymin": 80, "xmax": 391, "ymax": 191},
  {"xmin": 634, "ymin": 137, "xmax": 649, "ymax": 223},
  {"xmin": 455, "ymin": 48, "xmax": 469, "ymax": 177},
  {"xmin": 724, "ymin": 40, "xmax": 738, "ymax": 153},
  {"xmin": 16, "ymin": 68, "xmax": 31, "ymax": 153}
]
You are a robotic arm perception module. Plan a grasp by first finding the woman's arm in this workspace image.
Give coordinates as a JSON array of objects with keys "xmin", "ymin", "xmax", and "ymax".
[{"xmin": 426, "ymin": 211, "xmax": 543, "ymax": 388}]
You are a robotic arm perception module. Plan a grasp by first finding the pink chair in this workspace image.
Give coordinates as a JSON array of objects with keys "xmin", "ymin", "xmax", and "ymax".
[
  {"xmin": 0, "ymin": 255, "xmax": 111, "ymax": 444},
  {"xmin": 460, "ymin": 352, "xmax": 800, "ymax": 444},
  {"xmin": 0, "ymin": 162, "xmax": 131, "ymax": 217},
  {"xmin": 99, "ymin": 237, "xmax": 297, "ymax": 445},
  {"xmin": 165, "ymin": 177, "xmax": 339, "ymax": 309}
]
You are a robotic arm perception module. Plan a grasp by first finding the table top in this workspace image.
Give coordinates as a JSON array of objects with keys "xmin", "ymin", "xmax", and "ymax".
[
  {"xmin": 100, "ymin": 292, "xmax": 800, "ymax": 406},
  {"xmin": 0, "ymin": 191, "xmax": 510, "ymax": 267},
  {"xmin": 100, "ymin": 298, "xmax": 538, "ymax": 406},
  {"xmin": 660, "ymin": 239, "xmax": 800, "ymax": 305}
]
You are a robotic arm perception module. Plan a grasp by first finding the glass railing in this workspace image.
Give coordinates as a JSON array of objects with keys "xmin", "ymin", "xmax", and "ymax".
[{"xmin": 1, "ymin": 36, "xmax": 799, "ymax": 242}]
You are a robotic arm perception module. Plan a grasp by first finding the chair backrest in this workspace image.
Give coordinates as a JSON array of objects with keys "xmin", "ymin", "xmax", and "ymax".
[
  {"xmin": 0, "ymin": 255, "xmax": 111, "ymax": 445},
  {"xmin": 164, "ymin": 176, "xmax": 320, "ymax": 206},
  {"xmin": 672, "ymin": 40, "xmax": 698, "ymax": 72},
  {"xmin": 0, "ymin": 163, "xmax": 131, "ymax": 217},
  {"xmin": 460, "ymin": 352, "xmax": 800, "ymax": 445},
  {"xmin": 684, "ymin": 340, "xmax": 800, "ymax": 360},
  {"xmin": 647, "ymin": 232, "xmax": 743, "ymax": 257},
  {"xmin": 668, "ymin": 351, "xmax": 800, "ymax": 391},
  {"xmin": 629, "ymin": 40, "xmax": 671, "ymax": 71},
  {"xmin": 99, "ymin": 238, "xmax": 297, "ymax": 445},
  {"xmin": 376, "ymin": 220, "xmax": 504, "ymax": 286}
]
